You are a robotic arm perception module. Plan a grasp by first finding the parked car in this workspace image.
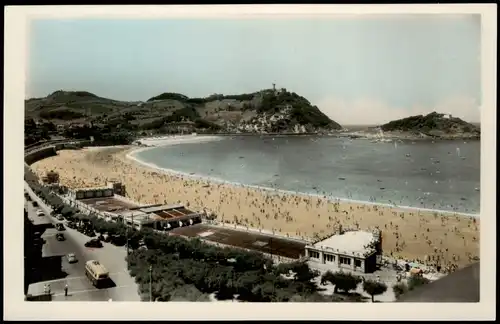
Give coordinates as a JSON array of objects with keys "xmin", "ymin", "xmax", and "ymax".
[
  {"xmin": 67, "ymin": 253, "xmax": 78, "ymax": 263},
  {"xmin": 110, "ymin": 234, "xmax": 126, "ymax": 246},
  {"xmin": 84, "ymin": 239, "xmax": 103, "ymax": 248},
  {"xmin": 56, "ymin": 214, "xmax": 64, "ymax": 221},
  {"xmin": 67, "ymin": 222, "xmax": 77, "ymax": 229},
  {"xmin": 55, "ymin": 223, "xmax": 65, "ymax": 231},
  {"xmin": 55, "ymin": 233, "xmax": 65, "ymax": 241},
  {"xmin": 32, "ymin": 201, "xmax": 38, "ymax": 207},
  {"xmin": 36, "ymin": 209, "xmax": 44, "ymax": 217}
]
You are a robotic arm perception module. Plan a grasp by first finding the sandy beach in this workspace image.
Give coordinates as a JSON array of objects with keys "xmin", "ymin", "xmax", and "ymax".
[{"xmin": 30, "ymin": 139, "xmax": 480, "ymax": 270}]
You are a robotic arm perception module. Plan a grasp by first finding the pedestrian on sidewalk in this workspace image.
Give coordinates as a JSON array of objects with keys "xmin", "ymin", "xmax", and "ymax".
[
  {"xmin": 64, "ymin": 284, "xmax": 68, "ymax": 296},
  {"xmin": 47, "ymin": 284, "xmax": 51, "ymax": 295}
]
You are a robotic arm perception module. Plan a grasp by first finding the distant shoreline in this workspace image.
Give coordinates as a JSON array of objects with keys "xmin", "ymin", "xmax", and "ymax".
[{"xmin": 142, "ymin": 132, "xmax": 480, "ymax": 141}]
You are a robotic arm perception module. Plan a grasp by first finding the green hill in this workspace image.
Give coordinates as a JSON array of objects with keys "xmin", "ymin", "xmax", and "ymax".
[
  {"xmin": 380, "ymin": 112, "xmax": 480, "ymax": 138},
  {"xmin": 25, "ymin": 88, "xmax": 342, "ymax": 134}
]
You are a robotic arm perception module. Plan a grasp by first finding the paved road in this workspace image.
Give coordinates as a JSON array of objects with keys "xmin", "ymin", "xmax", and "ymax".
[{"xmin": 25, "ymin": 183, "xmax": 140, "ymax": 301}]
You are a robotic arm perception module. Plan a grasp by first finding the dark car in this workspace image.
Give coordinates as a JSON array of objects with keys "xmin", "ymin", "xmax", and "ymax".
[
  {"xmin": 84, "ymin": 229, "xmax": 96, "ymax": 237},
  {"xmin": 67, "ymin": 222, "xmax": 77, "ymax": 229},
  {"xmin": 55, "ymin": 223, "xmax": 65, "ymax": 231},
  {"xmin": 84, "ymin": 239, "xmax": 103, "ymax": 248},
  {"xmin": 110, "ymin": 234, "xmax": 126, "ymax": 246},
  {"xmin": 32, "ymin": 201, "xmax": 38, "ymax": 207},
  {"xmin": 55, "ymin": 233, "xmax": 65, "ymax": 241}
]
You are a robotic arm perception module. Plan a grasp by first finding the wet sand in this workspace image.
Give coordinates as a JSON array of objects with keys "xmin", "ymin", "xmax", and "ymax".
[{"xmin": 31, "ymin": 146, "xmax": 480, "ymax": 270}]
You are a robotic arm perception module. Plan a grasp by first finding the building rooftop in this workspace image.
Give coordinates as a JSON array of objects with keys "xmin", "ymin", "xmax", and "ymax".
[
  {"xmin": 74, "ymin": 186, "xmax": 112, "ymax": 191},
  {"xmin": 311, "ymin": 230, "xmax": 377, "ymax": 257},
  {"xmin": 119, "ymin": 210, "xmax": 148, "ymax": 218},
  {"xmin": 139, "ymin": 204, "xmax": 184, "ymax": 214}
]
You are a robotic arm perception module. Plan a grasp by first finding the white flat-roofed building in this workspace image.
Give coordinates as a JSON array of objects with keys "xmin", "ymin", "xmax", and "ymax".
[
  {"xmin": 119, "ymin": 210, "xmax": 150, "ymax": 229},
  {"xmin": 305, "ymin": 229, "xmax": 381, "ymax": 273}
]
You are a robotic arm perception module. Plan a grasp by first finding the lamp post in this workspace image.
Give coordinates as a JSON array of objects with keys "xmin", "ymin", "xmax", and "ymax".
[
  {"xmin": 126, "ymin": 218, "xmax": 129, "ymax": 261},
  {"xmin": 149, "ymin": 265, "xmax": 153, "ymax": 302},
  {"xmin": 126, "ymin": 212, "xmax": 135, "ymax": 265}
]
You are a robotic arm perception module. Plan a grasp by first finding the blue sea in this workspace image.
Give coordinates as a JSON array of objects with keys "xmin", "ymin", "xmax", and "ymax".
[{"xmin": 132, "ymin": 136, "xmax": 481, "ymax": 215}]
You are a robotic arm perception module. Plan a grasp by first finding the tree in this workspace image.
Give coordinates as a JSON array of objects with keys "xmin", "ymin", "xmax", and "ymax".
[
  {"xmin": 392, "ymin": 282, "xmax": 408, "ymax": 299},
  {"xmin": 407, "ymin": 275, "xmax": 430, "ymax": 291},
  {"xmin": 362, "ymin": 279, "xmax": 387, "ymax": 302},
  {"xmin": 331, "ymin": 272, "xmax": 362, "ymax": 294},
  {"xmin": 234, "ymin": 271, "xmax": 263, "ymax": 301},
  {"xmin": 320, "ymin": 270, "xmax": 337, "ymax": 287},
  {"xmin": 60, "ymin": 206, "xmax": 75, "ymax": 218}
]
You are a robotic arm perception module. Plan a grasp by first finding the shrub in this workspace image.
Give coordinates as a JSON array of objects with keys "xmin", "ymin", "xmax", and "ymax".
[
  {"xmin": 392, "ymin": 282, "xmax": 408, "ymax": 299},
  {"xmin": 407, "ymin": 275, "xmax": 430, "ymax": 291},
  {"xmin": 362, "ymin": 279, "xmax": 388, "ymax": 302}
]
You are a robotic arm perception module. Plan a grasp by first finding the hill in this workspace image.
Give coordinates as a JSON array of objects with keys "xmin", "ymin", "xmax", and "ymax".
[
  {"xmin": 380, "ymin": 112, "xmax": 480, "ymax": 139},
  {"xmin": 25, "ymin": 89, "xmax": 342, "ymax": 134}
]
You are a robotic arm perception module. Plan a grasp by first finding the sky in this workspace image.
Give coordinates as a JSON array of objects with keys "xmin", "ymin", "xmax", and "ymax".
[{"xmin": 27, "ymin": 15, "xmax": 482, "ymax": 124}]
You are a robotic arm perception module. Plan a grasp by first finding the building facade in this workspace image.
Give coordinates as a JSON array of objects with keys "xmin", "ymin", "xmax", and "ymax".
[{"xmin": 304, "ymin": 229, "xmax": 381, "ymax": 273}]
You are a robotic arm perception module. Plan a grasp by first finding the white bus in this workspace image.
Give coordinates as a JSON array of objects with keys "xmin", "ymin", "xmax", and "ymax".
[{"xmin": 85, "ymin": 260, "xmax": 110, "ymax": 288}]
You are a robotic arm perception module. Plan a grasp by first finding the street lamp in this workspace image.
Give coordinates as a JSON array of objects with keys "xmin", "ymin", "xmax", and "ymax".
[{"xmin": 149, "ymin": 265, "xmax": 153, "ymax": 302}]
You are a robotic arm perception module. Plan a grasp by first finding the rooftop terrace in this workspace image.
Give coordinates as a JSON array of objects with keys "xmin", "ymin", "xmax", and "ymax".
[{"xmin": 310, "ymin": 230, "xmax": 377, "ymax": 257}]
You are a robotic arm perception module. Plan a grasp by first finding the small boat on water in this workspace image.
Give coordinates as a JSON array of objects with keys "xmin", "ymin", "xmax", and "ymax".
[
  {"xmin": 338, "ymin": 177, "xmax": 346, "ymax": 180},
  {"xmin": 405, "ymin": 153, "xmax": 411, "ymax": 157},
  {"xmin": 474, "ymin": 187, "xmax": 480, "ymax": 191}
]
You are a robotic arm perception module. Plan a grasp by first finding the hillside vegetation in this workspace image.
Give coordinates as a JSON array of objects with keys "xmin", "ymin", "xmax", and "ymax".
[
  {"xmin": 25, "ymin": 88, "xmax": 342, "ymax": 135},
  {"xmin": 380, "ymin": 112, "xmax": 480, "ymax": 138}
]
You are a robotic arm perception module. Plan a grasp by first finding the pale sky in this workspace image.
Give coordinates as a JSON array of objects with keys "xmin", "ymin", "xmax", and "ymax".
[{"xmin": 27, "ymin": 15, "xmax": 481, "ymax": 124}]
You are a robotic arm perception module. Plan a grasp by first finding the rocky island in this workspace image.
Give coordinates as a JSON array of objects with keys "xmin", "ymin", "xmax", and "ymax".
[
  {"xmin": 380, "ymin": 112, "xmax": 480, "ymax": 140},
  {"xmin": 339, "ymin": 112, "xmax": 480, "ymax": 141}
]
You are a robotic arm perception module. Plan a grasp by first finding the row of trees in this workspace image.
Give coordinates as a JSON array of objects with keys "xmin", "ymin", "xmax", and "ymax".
[
  {"xmin": 24, "ymin": 118, "xmax": 56, "ymax": 146},
  {"xmin": 146, "ymin": 92, "xmax": 256, "ymax": 104},
  {"xmin": 39, "ymin": 109, "xmax": 86, "ymax": 120},
  {"xmin": 320, "ymin": 271, "xmax": 387, "ymax": 302},
  {"xmin": 392, "ymin": 275, "xmax": 431, "ymax": 299}
]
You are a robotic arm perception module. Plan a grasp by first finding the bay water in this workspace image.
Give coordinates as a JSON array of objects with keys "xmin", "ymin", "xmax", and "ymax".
[{"xmin": 132, "ymin": 136, "xmax": 480, "ymax": 215}]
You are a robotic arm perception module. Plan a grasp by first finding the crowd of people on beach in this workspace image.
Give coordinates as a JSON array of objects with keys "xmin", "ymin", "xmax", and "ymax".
[{"xmin": 31, "ymin": 145, "xmax": 480, "ymax": 272}]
